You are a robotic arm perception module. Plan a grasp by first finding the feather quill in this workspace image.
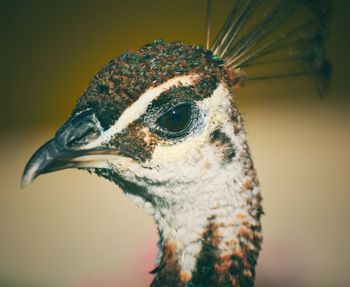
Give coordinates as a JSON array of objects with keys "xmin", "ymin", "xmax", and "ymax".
[{"xmin": 207, "ymin": 0, "xmax": 332, "ymax": 96}]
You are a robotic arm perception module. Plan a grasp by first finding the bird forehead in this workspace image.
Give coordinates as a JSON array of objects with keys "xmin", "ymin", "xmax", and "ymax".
[{"xmin": 73, "ymin": 40, "xmax": 226, "ymax": 130}]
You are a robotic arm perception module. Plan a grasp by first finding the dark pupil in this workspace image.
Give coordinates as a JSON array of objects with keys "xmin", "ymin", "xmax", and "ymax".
[{"xmin": 158, "ymin": 104, "xmax": 191, "ymax": 133}]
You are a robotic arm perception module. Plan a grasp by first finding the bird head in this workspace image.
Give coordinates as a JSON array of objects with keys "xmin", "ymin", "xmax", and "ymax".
[
  {"xmin": 22, "ymin": 40, "xmax": 242, "ymax": 207},
  {"xmin": 20, "ymin": 0, "xmax": 331, "ymax": 283}
]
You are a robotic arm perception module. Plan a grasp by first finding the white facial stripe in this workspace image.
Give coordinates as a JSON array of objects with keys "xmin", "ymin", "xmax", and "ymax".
[
  {"xmin": 83, "ymin": 74, "xmax": 200, "ymax": 149},
  {"xmin": 150, "ymin": 82, "xmax": 231, "ymax": 164}
]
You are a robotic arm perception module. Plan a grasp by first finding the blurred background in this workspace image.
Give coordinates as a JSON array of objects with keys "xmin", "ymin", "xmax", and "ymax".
[{"xmin": 0, "ymin": 0, "xmax": 349, "ymax": 286}]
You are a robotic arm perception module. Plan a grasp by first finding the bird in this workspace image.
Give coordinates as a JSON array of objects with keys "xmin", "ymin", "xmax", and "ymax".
[{"xmin": 21, "ymin": 1, "xmax": 331, "ymax": 286}]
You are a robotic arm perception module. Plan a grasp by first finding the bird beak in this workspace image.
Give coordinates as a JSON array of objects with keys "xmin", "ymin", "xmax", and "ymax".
[
  {"xmin": 21, "ymin": 110, "xmax": 117, "ymax": 188},
  {"xmin": 21, "ymin": 138, "xmax": 80, "ymax": 188}
]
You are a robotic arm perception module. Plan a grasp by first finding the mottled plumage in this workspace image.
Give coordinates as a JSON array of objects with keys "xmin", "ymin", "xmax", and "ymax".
[{"xmin": 22, "ymin": 1, "xmax": 331, "ymax": 286}]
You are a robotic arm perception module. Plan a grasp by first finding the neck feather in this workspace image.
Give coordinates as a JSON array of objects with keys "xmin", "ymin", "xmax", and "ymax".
[{"xmin": 149, "ymin": 142, "xmax": 263, "ymax": 287}]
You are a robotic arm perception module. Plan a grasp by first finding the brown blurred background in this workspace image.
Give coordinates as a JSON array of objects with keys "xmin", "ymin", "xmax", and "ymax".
[{"xmin": 0, "ymin": 0, "xmax": 349, "ymax": 286}]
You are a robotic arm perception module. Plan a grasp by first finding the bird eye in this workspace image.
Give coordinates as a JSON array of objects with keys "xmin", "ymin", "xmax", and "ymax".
[{"xmin": 157, "ymin": 104, "xmax": 192, "ymax": 134}]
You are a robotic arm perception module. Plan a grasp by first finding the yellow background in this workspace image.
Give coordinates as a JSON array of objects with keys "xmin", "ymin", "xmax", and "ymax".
[{"xmin": 0, "ymin": 0, "xmax": 349, "ymax": 286}]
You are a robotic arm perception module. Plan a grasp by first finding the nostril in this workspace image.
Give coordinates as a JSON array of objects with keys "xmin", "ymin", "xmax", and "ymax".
[
  {"xmin": 66, "ymin": 126, "xmax": 99, "ymax": 148},
  {"xmin": 54, "ymin": 109, "xmax": 102, "ymax": 149}
]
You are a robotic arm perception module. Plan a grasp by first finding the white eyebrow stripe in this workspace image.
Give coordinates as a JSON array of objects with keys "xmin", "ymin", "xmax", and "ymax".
[{"xmin": 83, "ymin": 74, "xmax": 200, "ymax": 149}]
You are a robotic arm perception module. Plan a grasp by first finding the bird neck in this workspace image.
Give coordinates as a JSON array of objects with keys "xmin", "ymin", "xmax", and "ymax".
[{"xmin": 149, "ymin": 148, "xmax": 263, "ymax": 287}]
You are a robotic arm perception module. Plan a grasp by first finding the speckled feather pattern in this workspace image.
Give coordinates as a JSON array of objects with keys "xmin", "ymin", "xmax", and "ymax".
[
  {"xmin": 69, "ymin": 41, "xmax": 262, "ymax": 286},
  {"xmin": 23, "ymin": 0, "xmax": 332, "ymax": 284},
  {"xmin": 74, "ymin": 40, "xmax": 226, "ymax": 130},
  {"xmin": 105, "ymin": 81, "xmax": 262, "ymax": 286}
]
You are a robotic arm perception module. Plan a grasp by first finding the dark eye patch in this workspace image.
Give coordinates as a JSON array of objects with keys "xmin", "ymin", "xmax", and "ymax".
[
  {"xmin": 139, "ymin": 86, "xmax": 199, "ymax": 139},
  {"xmin": 157, "ymin": 104, "xmax": 192, "ymax": 133},
  {"xmin": 138, "ymin": 77, "xmax": 219, "ymax": 140}
]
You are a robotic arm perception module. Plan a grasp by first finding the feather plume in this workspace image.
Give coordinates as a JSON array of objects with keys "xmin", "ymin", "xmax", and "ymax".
[{"xmin": 207, "ymin": 0, "xmax": 332, "ymax": 96}]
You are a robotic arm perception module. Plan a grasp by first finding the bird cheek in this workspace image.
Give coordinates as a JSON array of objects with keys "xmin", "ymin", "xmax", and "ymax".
[{"xmin": 107, "ymin": 122, "xmax": 161, "ymax": 162}]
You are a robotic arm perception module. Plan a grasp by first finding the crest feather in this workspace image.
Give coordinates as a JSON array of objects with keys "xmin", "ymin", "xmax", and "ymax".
[{"xmin": 206, "ymin": 0, "xmax": 332, "ymax": 96}]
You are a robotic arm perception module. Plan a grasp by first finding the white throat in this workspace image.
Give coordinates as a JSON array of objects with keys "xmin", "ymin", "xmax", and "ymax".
[
  {"xmin": 102, "ymin": 81, "xmax": 263, "ymax": 285},
  {"xmin": 150, "ymin": 159, "xmax": 260, "ymax": 275}
]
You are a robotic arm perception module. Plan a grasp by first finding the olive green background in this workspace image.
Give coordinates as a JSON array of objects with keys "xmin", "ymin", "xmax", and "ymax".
[
  {"xmin": 0, "ymin": 0, "xmax": 349, "ymax": 129},
  {"xmin": 0, "ymin": 1, "xmax": 349, "ymax": 287}
]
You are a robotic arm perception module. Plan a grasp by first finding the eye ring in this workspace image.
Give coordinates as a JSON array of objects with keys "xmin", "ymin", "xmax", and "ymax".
[{"xmin": 157, "ymin": 104, "xmax": 192, "ymax": 135}]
